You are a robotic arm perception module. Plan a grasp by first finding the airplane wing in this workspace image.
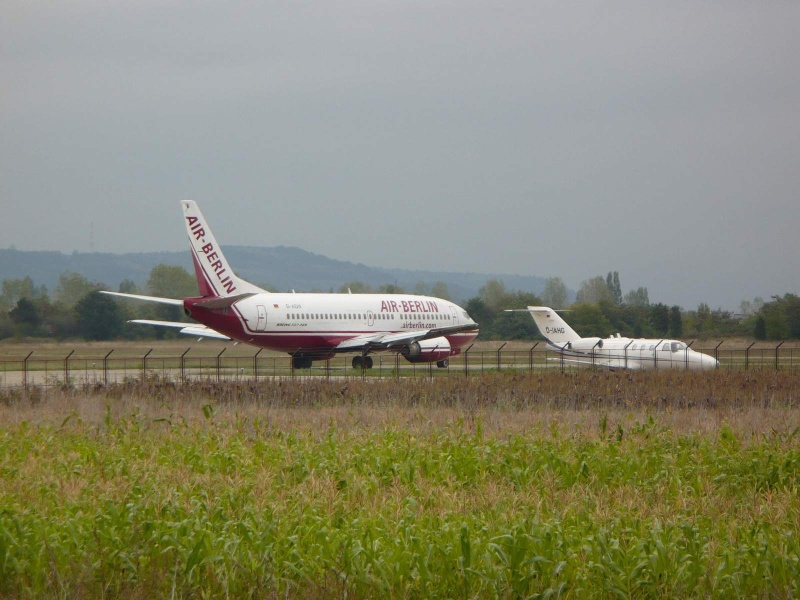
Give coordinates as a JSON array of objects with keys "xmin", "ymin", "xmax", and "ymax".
[
  {"xmin": 546, "ymin": 357, "xmax": 639, "ymax": 370},
  {"xmin": 129, "ymin": 319, "xmax": 231, "ymax": 341},
  {"xmin": 332, "ymin": 323, "xmax": 478, "ymax": 353}
]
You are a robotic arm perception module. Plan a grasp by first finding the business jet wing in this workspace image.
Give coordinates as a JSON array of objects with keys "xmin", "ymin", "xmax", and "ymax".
[
  {"xmin": 333, "ymin": 323, "xmax": 478, "ymax": 353},
  {"xmin": 129, "ymin": 319, "xmax": 231, "ymax": 341},
  {"xmin": 546, "ymin": 357, "xmax": 642, "ymax": 370}
]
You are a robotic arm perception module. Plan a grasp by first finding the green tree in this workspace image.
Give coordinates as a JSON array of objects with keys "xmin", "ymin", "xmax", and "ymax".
[
  {"xmin": 55, "ymin": 272, "xmax": 101, "ymax": 307},
  {"xmin": 606, "ymin": 271, "xmax": 622, "ymax": 305},
  {"xmin": 76, "ymin": 291, "xmax": 125, "ymax": 340},
  {"xmin": 541, "ymin": 277, "xmax": 568, "ymax": 309},
  {"xmin": 669, "ymin": 305, "xmax": 683, "ymax": 338},
  {"xmin": 754, "ymin": 315, "xmax": 767, "ymax": 340},
  {"xmin": 758, "ymin": 294, "xmax": 800, "ymax": 339},
  {"xmin": 146, "ymin": 265, "xmax": 198, "ymax": 299},
  {"xmin": 649, "ymin": 303, "xmax": 670, "ymax": 336},
  {"xmin": 9, "ymin": 298, "xmax": 41, "ymax": 336},
  {"xmin": 430, "ymin": 281, "xmax": 451, "ymax": 301},
  {"xmin": 465, "ymin": 297, "xmax": 493, "ymax": 337},
  {"xmin": 479, "ymin": 279, "xmax": 509, "ymax": 311},
  {"xmin": 567, "ymin": 304, "xmax": 615, "ymax": 338},
  {"xmin": 118, "ymin": 279, "xmax": 139, "ymax": 294},
  {"xmin": 2, "ymin": 276, "xmax": 37, "ymax": 302},
  {"xmin": 576, "ymin": 276, "xmax": 613, "ymax": 305},
  {"xmin": 624, "ymin": 287, "xmax": 650, "ymax": 307},
  {"xmin": 144, "ymin": 265, "xmax": 197, "ymax": 327}
]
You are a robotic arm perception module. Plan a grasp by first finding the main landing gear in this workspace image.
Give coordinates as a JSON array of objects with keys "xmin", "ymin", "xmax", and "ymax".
[
  {"xmin": 436, "ymin": 360, "xmax": 449, "ymax": 368},
  {"xmin": 352, "ymin": 356, "xmax": 374, "ymax": 369},
  {"xmin": 292, "ymin": 355, "xmax": 314, "ymax": 370}
]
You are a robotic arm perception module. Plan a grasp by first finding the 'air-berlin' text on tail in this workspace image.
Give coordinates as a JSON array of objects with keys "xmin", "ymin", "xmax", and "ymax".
[{"xmin": 182, "ymin": 200, "xmax": 266, "ymax": 298}]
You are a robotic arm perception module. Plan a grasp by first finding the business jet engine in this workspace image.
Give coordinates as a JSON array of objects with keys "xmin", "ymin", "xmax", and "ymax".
[
  {"xmin": 401, "ymin": 337, "xmax": 452, "ymax": 363},
  {"xmin": 564, "ymin": 337, "xmax": 604, "ymax": 352}
]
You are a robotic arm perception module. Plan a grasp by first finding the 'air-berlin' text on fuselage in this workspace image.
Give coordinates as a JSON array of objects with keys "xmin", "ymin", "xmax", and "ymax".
[
  {"xmin": 380, "ymin": 300, "xmax": 440, "ymax": 313},
  {"xmin": 187, "ymin": 216, "xmax": 237, "ymax": 294}
]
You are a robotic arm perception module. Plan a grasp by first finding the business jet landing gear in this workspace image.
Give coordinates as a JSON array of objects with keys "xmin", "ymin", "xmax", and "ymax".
[
  {"xmin": 292, "ymin": 355, "xmax": 313, "ymax": 370},
  {"xmin": 436, "ymin": 359, "xmax": 449, "ymax": 369},
  {"xmin": 352, "ymin": 356, "xmax": 374, "ymax": 369}
]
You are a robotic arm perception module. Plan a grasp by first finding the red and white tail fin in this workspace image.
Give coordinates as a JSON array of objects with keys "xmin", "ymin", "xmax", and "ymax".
[{"xmin": 182, "ymin": 200, "xmax": 267, "ymax": 298}]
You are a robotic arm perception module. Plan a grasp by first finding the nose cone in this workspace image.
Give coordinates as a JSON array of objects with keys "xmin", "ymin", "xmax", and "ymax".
[{"xmin": 701, "ymin": 353, "xmax": 720, "ymax": 370}]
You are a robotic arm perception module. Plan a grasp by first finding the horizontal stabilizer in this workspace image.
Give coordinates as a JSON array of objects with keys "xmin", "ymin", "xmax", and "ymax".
[
  {"xmin": 129, "ymin": 319, "xmax": 231, "ymax": 341},
  {"xmin": 100, "ymin": 291, "xmax": 183, "ymax": 306}
]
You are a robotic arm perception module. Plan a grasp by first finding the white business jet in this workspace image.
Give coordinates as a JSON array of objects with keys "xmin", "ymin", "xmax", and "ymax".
[
  {"xmin": 517, "ymin": 306, "xmax": 718, "ymax": 370},
  {"xmin": 103, "ymin": 201, "xmax": 479, "ymax": 369}
]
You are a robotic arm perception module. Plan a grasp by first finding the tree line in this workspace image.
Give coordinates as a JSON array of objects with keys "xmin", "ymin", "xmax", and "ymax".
[{"xmin": 1, "ymin": 268, "xmax": 798, "ymax": 342}]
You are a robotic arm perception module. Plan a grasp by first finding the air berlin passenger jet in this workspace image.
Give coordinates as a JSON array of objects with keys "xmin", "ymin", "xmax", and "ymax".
[{"xmin": 103, "ymin": 201, "xmax": 479, "ymax": 369}]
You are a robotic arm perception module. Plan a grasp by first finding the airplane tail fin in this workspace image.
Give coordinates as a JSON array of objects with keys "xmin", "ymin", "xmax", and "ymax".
[
  {"xmin": 181, "ymin": 200, "xmax": 267, "ymax": 298},
  {"xmin": 526, "ymin": 306, "xmax": 580, "ymax": 345}
]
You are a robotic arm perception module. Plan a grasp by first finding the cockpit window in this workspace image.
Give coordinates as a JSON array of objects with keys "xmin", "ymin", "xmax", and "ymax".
[{"xmin": 671, "ymin": 342, "xmax": 687, "ymax": 352}]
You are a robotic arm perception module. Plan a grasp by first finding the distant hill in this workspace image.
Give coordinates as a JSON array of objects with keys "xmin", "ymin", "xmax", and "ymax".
[{"xmin": 0, "ymin": 246, "xmax": 550, "ymax": 302}]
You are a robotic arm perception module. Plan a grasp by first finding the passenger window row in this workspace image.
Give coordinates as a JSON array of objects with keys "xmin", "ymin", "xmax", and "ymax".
[{"xmin": 285, "ymin": 313, "xmax": 451, "ymax": 321}]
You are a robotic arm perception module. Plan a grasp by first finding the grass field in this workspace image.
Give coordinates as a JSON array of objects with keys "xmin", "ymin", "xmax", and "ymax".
[{"xmin": 1, "ymin": 371, "xmax": 799, "ymax": 598}]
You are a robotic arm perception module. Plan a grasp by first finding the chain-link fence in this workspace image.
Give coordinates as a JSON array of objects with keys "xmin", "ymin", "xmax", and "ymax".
[{"xmin": 0, "ymin": 341, "xmax": 797, "ymax": 389}]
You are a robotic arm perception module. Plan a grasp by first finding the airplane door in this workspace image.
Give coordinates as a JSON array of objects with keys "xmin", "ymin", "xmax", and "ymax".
[
  {"xmin": 256, "ymin": 305, "xmax": 267, "ymax": 332},
  {"xmin": 450, "ymin": 306, "xmax": 459, "ymax": 326},
  {"xmin": 367, "ymin": 310, "xmax": 375, "ymax": 327}
]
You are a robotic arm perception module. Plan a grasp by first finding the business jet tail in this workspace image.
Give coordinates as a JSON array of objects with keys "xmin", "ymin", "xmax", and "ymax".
[
  {"xmin": 526, "ymin": 306, "xmax": 581, "ymax": 345},
  {"xmin": 181, "ymin": 200, "xmax": 267, "ymax": 298}
]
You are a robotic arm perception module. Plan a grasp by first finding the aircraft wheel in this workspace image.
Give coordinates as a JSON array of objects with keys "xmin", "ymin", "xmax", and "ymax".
[
  {"xmin": 364, "ymin": 356, "xmax": 374, "ymax": 369},
  {"xmin": 352, "ymin": 356, "xmax": 363, "ymax": 369},
  {"xmin": 292, "ymin": 355, "xmax": 310, "ymax": 370},
  {"xmin": 436, "ymin": 359, "xmax": 449, "ymax": 369}
]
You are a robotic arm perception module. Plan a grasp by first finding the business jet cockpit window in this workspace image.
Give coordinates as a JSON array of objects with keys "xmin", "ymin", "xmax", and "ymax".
[{"xmin": 670, "ymin": 342, "xmax": 687, "ymax": 352}]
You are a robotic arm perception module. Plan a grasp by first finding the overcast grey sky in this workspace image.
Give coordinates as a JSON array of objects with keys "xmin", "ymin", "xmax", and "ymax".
[{"xmin": 2, "ymin": 1, "xmax": 798, "ymax": 309}]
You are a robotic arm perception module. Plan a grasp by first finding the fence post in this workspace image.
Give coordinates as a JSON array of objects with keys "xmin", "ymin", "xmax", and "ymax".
[
  {"xmin": 142, "ymin": 349, "xmax": 152, "ymax": 382},
  {"xmin": 103, "ymin": 350, "xmax": 113, "ymax": 385},
  {"xmin": 744, "ymin": 342, "xmax": 755, "ymax": 370},
  {"xmin": 464, "ymin": 344, "xmax": 473, "ymax": 378},
  {"xmin": 253, "ymin": 348, "xmax": 262, "ymax": 380},
  {"xmin": 684, "ymin": 341, "xmax": 695, "ymax": 370},
  {"xmin": 23, "ymin": 351, "xmax": 33, "ymax": 389},
  {"xmin": 774, "ymin": 341, "xmax": 785, "ymax": 371},
  {"xmin": 64, "ymin": 350, "xmax": 75, "ymax": 385},
  {"xmin": 216, "ymin": 348, "xmax": 226, "ymax": 382},
  {"xmin": 653, "ymin": 340, "xmax": 664, "ymax": 370},
  {"xmin": 592, "ymin": 339, "xmax": 603, "ymax": 369},
  {"xmin": 179, "ymin": 348, "xmax": 190, "ymax": 381},
  {"xmin": 529, "ymin": 343, "xmax": 539, "ymax": 372},
  {"xmin": 713, "ymin": 341, "xmax": 724, "ymax": 367},
  {"xmin": 624, "ymin": 340, "xmax": 633, "ymax": 370},
  {"xmin": 496, "ymin": 342, "xmax": 506, "ymax": 371}
]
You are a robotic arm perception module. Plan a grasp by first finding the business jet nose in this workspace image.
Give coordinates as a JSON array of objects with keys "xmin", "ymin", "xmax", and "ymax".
[{"xmin": 702, "ymin": 353, "xmax": 720, "ymax": 369}]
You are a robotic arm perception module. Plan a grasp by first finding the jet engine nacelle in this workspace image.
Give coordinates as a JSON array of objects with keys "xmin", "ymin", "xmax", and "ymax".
[
  {"xmin": 401, "ymin": 337, "xmax": 452, "ymax": 363},
  {"xmin": 565, "ymin": 337, "xmax": 604, "ymax": 352}
]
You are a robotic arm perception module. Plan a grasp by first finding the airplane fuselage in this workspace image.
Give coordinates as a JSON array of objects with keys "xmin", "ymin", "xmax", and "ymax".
[
  {"xmin": 544, "ymin": 336, "xmax": 718, "ymax": 370},
  {"xmin": 185, "ymin": 292, "xmax": 479, "ymax": 359}
]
